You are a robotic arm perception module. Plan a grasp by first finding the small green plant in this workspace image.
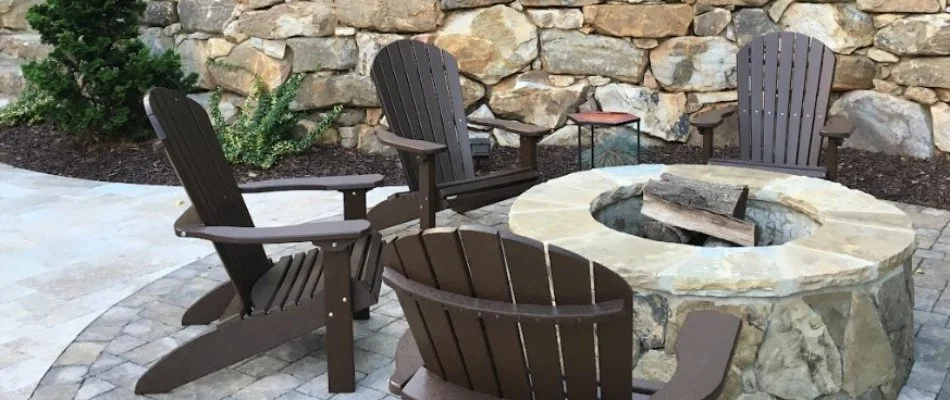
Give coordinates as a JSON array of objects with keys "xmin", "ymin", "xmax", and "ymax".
[
  {"xmin": 211, "ymin": 72, "xmax": 341, "ymax": 169},
  {"xmin": 0, "ymin": 85, "xmax": 50, "ymax": 127},
  {"xmin": 582, "ymin": 133, "xmax": 645, "ymax": 168},
  {"xmin": 21, "ymin": 0, "xmax": 196, "ymax": 140}
]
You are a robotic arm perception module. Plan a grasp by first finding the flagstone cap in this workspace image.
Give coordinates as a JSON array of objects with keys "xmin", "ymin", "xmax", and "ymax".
[{"xmin": 509, "ymin": 164, "xmax": 917, "ymax": 298}]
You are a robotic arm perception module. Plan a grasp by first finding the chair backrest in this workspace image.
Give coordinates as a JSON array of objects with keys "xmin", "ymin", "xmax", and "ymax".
[
  {"xmin": 736, "ymin": 32, "xmax": 836, "ymax": 168},
  {"xmin": 370, "ymin": 39, "xmax": 476, "ymax": 191},
  {"xmin": 144, "ymin": 87, "xmax": 270, "ymax": 312},
  {"xmin": 383, "ymin": 225, "xmax": 634, "ymax": 399}
]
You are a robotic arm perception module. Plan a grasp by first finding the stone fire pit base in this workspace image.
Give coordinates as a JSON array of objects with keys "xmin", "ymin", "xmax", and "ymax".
[{"xmin": 509, "ymin": 165, "xmax": 917, "ymax": 400}]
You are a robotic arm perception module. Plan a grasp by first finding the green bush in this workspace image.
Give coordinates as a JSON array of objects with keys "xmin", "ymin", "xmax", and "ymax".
[
  {"xmin": 211, "ymin": 72, "xmax": 342, "ymax": 169},
  {"xmin": 0, "ymin": 84, "xmax": 49, "ymax": 128},
  {"xmin": 582, "ymin": 133, "xmax": 645, "ymax": 168},
  {"xmin": 19, "ymin": 0, "xmax": 196, "ymax": 140}
]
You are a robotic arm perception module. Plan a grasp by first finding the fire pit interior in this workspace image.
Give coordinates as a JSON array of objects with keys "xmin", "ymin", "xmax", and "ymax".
[{"xmin": 508, "ymin": 164, "xmax": 918, "ymax": 400}]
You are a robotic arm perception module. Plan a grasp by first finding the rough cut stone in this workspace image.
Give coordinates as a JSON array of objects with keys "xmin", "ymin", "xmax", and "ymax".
[
  {"xmin": 631, "ymin": 293, "xmax": 668, "ymax": 349},
  {"xmin": 857, "ymin": 0, "xmax": 946, "ymax": 13},
  {"xmin": 357, "ymin": 124, "xmax": 397, "ymax": 155},
  {"xmin": 633, "ymin": 350, "xmax": 676, "ymax": 382},
  {"xmin": 177, "ymin": 38, "xmax": 235, "ymax": 88},
  {"xmin": 754, "ymin": 300, "xmax": 842, "ymax": 399},
  {"xmin": 833, "ymin": 55, "xmax": 876, "ymax": 91},
  {"xmin": 541, "ymin": 30, "xmax": 647, "ymax": 84},
  {"xmin": 188, "ymin": 92, "xmax": 241, "ymax": 124},
  {"xmin": 842, "ymin": 294, "xmax": 896, "ymax": 396},
  {"xmin": 933, "ymin": 102, "xmax": 950, "ymax": 153},
  {"xmin": 938, "ymin": 89, "xmax": 950, "ymax": 102},
  {"xmin": 595, "ymin": 83, "xmax": 690, "ymax": 142},
  {"xmin": 830, "ymin": 90, "xmax": 934, "ymax": 159},
  {"xmin": 0, "ymin": 0, "xmax": 41, "ymax": 30},
  {"xmin": 337, "ymin": 0, "xmax": 442, "ymax": 33},
  {"xmin": 540, "ymin": 125, "xmax": 584, "ymax": 146},
  {"xmin": 873, "ymin": 79, "xmax": 903, "ymax": 96},
  {"xmin": 867, "ymin": 48, "xmax": 899, "ymax": 63},
  {"xmin": 140, "ymin": 28, "xmax": 174, "ymax": 56},
  {"xmin": 460, "ymin": 76, "xmax": 484, "ymax": 108},
  {"xmin": 519, "ymin": 0, "xmax": 599, "ymax": 6},
  {"xmin": 693, "ymin": 8, "xmax": 731, "ymax": 37},
  {"xmin": 873, "ymin": 14, "xmax": 902, "ymax": 29},
  {"xmin": 780, "ymin": 3, "xmax": 874, "ymax": 54},
  {"xmin": 803, "ymin": 292, "xmax": 852, "ymax": 347},
  {"xmin": 633, "ymin": 39, "xmax": 659, "ymax": 50},
  {"xmin": 178, "ymin": 0, "xmax": 236, "ymax": 34},
  {"xmin": 207, "ymin": 42, "xmax": 291, "ymax": 95},
  {"xmin": 144, "ymin": 1, "xmax": 178, "ymax": 27},
  {"xmin": 287, "ymin": 38, "xmax": 357, "ymax": 73},
  {"xmin": 527, "ymin": 9, "xmax": 583, "ymax": 30},
  {"xmin": 875, "ymin": 15, "xmax": 950, "ymax": 56},
  {"xmin": 488, "ymin": 72, "xmax": 588, "ymax": 129},
  {"xmin": 583, "ymin": 4, "xmax": 692, "ymax": 38},
  {"xmin": 433, "ymin": 5, "xmax": 536, "ymax": 85},
  {"xmin": 237, "ymin": 0, "xmax": 282, "ymax": 9},
  {"xmin": 905, "ymin": 87, "xmax": 940, "ymax": 105},
  {"xmin": 891, "ymin": 58, "xmax": 950, "ymax": 89},
  {"xmin": 650, "ymin": 37, "xmax": 738, "ymax": 92},
  {"xmin": 439, "ymin": 0, "xmax": 507, "ymax": 9},
  {"xmin": 355, "ymin": 32, "xmax": 405, "ymax": 76},
  {"xmin": 236, "ymin": 2, "xmax": 335, "ymax": 40},
  {"xmin": 250, "ymin": 38, "xmax": 285, "ymax": 59},
  {"xmin": 0, "ymin": 32, "xmax": 50, "ymax": 60},
  {"xmin": 294, "ymin": 73, "xmax": 380, "ymax": 110},
  {"xmin": 768, "ymin": 0, "xmax": 794, "ymax": 23},
  {"xmin": 733, "ymin": 9, "xmax": 779, "ymax": 47},
  {"xmin": 696, "ymin": 0, "xmax": 768, "ymax": 5}
]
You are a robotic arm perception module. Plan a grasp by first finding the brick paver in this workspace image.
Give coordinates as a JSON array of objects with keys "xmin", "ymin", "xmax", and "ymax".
[{"xmin": 27, "ymin": 199, "xmax": 950, "ymax": 399}]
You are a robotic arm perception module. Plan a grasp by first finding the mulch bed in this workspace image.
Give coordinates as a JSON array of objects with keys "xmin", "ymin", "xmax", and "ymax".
[{"xmin": 2, "ymin": 123, "xmax": 949, "ymax": 210}]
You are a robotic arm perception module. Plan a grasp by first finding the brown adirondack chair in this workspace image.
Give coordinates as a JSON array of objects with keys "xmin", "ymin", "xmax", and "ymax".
[
  {"xmin": 137, "ymin": 87, "xmax": 388, "ymax": 394},
  {"xmin": 691, "ymin": 32, "xmax": 854, "ymax": 181},
  {"xmin": 382, "ymin": 225, "xmax": 742, "ymax": 400},
  {"xmin": 367, "ymin": 39, "xmax": 552, "ymax": 230}
]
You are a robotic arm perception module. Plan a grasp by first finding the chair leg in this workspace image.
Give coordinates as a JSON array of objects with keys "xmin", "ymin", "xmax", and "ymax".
[
  {"xmin": 390, "ymin": 330, "xmax": 424, "ymax": 395},
  {"xmin": 181, "ymin": 281, "xmax": 241, "ymax": 326},
  {"xmin": 354, "ymin": 308, "xmax": 371, "ymax": 320},
  {"xmin": 136, "ymin": 304, "xmax": 326, "ymax": 394}
]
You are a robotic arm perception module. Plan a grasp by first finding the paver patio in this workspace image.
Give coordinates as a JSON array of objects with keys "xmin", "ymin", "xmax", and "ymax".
[{"xmin": 20, "ymin": 188, "xmax": 950, "ymax": 400}]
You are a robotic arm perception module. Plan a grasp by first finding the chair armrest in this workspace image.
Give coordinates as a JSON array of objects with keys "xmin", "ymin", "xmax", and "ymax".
[
  {"xmin": 820, "ymin": 116, "xmax": 853, "ymax": 139},
  {"xmin": 239, "ymin": 175, "xmax": 385, "ymax": 193},
  {"xmin": 651, "ymin": 310, "xmax": 741, "ymax": 400},
  {"xmin": 468, "ymin": 117, "xmax": 551, "ymax": 137},
  {"xmin": 376, "ymin": 128, "xmax": 447, "ymax": 155},
  {"xmin": 691, "ymin": 105, "xmax": 737, "ymax": 130},
  {"xmin": 174, "ymin": 206, "xmax": 371, "ymax": 244}
]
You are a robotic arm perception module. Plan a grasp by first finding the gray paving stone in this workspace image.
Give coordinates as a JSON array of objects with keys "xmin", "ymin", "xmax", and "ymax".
[
  {"xmin": 90, "ymin": 387, "xmax": 142, "ymax": 400},
  {"xmin": 277, "ymin": 392, "xmax": 320, "ymax": 400},
  {"xmin": 104, "ymin": 335, "xmax": 147, "ymax": 355},
  {"xmin": 934, "ymin": 301, "xmax": 950, "ymax": 316},
  {"xmin": 268, "ymin": 338, "xmax": 321, "ymax": 364},
  {"xmin": 150, "ymin": 369, "xmax": 257, "ymax": 400},
  {"xmin": 916, "ymin": 310, "xmax": 950, "ymax": 327},
  {"xmin": 55, "ymin": 342, "xmax": 106, "ymax": 366},
  {"xmin": 39, "ymin": 365, "xmax": 88, "ymax": 385},
  {"xmin": 120, "ymin": 337, "xmax": 178, "ymax": 365},
  {"xmin": 297, "ymin": 372, "xmax": 367, "ymax": 399},
  {"xmin": 901, "ymin": 385, "xmax": 938, "ymax": 400},
  {"xmin": 909, "ymin": 362, "xmax": 950, "ymax": 393},
  {"xmin": 171, "ymin": 324, "xmax": 212, "ymax": 342},
  {"xmin": 357, "ymin": 362, "xmax": 394, "ymax": 393},
  {"xmin": 355, "ymin": 334, "xmax": 400, "ymax": 358},
  {"xmin": 232, "ymin": 373, "xmax": 303, "ymax": 400},
  {"xmin": 77, "ymin": 324, "xmax": 125, "ymax": 342},
  {"xmin": 377, "ymin": 320, "xmax": 408, "ymax": 338},
  {"xmin": 371, "ymin": 302, "xmax": 404, "ymax": 319},
  {"xmin": 918, "ymin": 288, "xmax": 942, "ymax": 311},
  {"xmin": 353, "ymin": 349, "xmax": 394, "ymax": 375},
  {"xmin": 281, "ymin": 355, "xmax": 328, "ymax": 381},
  {"xmin": 917, "ymin": 337, "xmax": 950, "ymax": 365},
  {"xmin": 88, "ymin": 353, "xmax": 126, "ymax": 376},
  {"xmin": 97, "ymin": 362, "xmax": 148, "ymax": 389},
  {"xmin": 96, "ymin": 306, "xmax": 140, "ymax": 326},
  {"xmin": 139, "ymin": 301, "xmax": 187, "ymax": 327},
  {"xmin": 353, "ymin": 314, "xmax": 397, "ymax": 332},
  {"xmin": 236, "ymin": 355, "xmax": 290, "ymax": 378},
  {"xmin": 919, "ymin": 249, "xmax": 949, "ymax": 261},
  {"xmin": 328, "ymin": 387, "xmax": 388, "ymax": 400},
  {"xmin": 30, "ymin": 383, "xmax": 80, "ymax": 400},
  {"xmin": 75, "ymin": 378, "xmax": 115, "ymax": 400},
  {"xmin": 921, "ymin": 326, "xmax": 950, "ymax": 343},
  {"xmin": 121, "ymin": 318, "xmax": 178, "ymax": 342}
]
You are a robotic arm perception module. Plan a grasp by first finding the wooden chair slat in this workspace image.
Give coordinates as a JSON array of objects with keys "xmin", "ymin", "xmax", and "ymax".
[
  {"xmin": 302, "ymin": 250, "xmax": 325, "ymax": 301},
  {"xmin": 785, "ymin": 34, "xmax": 810, "ymax": 165},
  {"xmin": 422, "ymin": 229, "xmax": 501, "ymax": 396},
  {"xmin": 749, "ymin": 37, "xmax": 765, "ymax": 163},
  {"xmin": 549, "ymin": 247, "xmax": 598, "ymax": 400},
  {"xmin": 500, "ymin": 232, "xmax": 565, "ymax": 400},
  {"xmin": 395, "ymin": 233, "xmax": 471, "ymax": 387},
  {"xmin": 269, "ymin": 253, "xmax": 306, "ymax": 312},
  {"xmin": 249, "ymin": 255, "xmax": 292, "ymax": 313},
  {"xmin": 736, "ymin": 46, "xmax": 752, "ymax": 161},
  {"xmin": 797, "ymin": 38, "xmax": 825, "ymax": 167},
  {"xmin": 773, "ymin": 32, "xmax": 796, "ymax": 165},
  {"xmin": 375, "ymin": 45, "xmax": 423, "ymax": 191},
  {"xmin": 358, "ymin": 233, "xmax": 384, "ymax": 285},
  {"xmin": 762, "ymin": 34, "xmax": 779, "ymax": 164},
  {"xmin": 439, "ymin": 47, "xmax": 475, "ymax": 181},
  {"xmin": 398, "ymin": 41, "xmax": 448, "ymax": 183},
  {"xmin": 426, "ymin": 46, "xmax": 470, "ymax": 183},
  {"xmin": 810, "ymin": 48, "xmax": 837, "ymax": 166},
  {"xmin": 457, "ymin": 227, "xmax": 532, "ymax": 399},
  {"xmin": 287, "ymin": 249, "xmax": 319, "ymax": 306},
  {"xmin": 593, "ymin": 265, "xmax": 634, "ymax": 399}
]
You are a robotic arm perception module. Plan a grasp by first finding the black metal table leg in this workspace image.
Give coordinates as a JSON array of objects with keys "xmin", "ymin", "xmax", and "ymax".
[
  {"xmin": 590, "ymin": 125, "xmax": 596, "ymax": 169},
  {"xmin": 577, "ymin": 124, "xmax": 582, "ymax": 171},
  {"xmin": 636, "ymin": 120, "xmax": 641, "ymax": 164}
]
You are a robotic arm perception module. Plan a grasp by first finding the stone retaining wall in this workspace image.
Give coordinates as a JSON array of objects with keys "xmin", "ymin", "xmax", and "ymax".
[{"xmin": 1, "ymin": 0, "xmax": 949, "ymax": 158}]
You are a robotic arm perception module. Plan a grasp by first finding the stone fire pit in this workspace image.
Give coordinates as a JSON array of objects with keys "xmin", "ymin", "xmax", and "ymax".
[{"xmin": 509, "ymin": 164, "xmax": 917, "ymax": 400}]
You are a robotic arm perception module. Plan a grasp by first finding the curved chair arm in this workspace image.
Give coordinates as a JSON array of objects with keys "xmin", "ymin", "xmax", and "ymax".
[
  {"xmin": 468, "ymin": 117, "xmax": 552, "ymax": 137},
  {"xmin": 174, "ymin": 206, "xmax": 371, "ymax": 245},
  {"xmin": 239, "ymin": 175, "xmax": 384, "ymax": 193},
  {"xmin": 651, "ymin": 311, "xmax": 741, "ymax": 400},
  {"xmin": 375, "ymin": 128, "xmax": 447, "ymax": 155},
  {"xmin": 690, "ymin": 105, "xmax": 736, "ymax": 129},
  {"xmin": 820, "ymin": 116, "xmax": 853, "ymax": 140}
]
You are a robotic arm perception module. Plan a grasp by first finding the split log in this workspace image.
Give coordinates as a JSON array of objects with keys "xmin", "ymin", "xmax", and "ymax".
[
  {"xmin": 643, "ymin": 218, "xmax": 696, "ymax": 244},
  {"xmin": 644, "ymin": 173, "xmax": 750, "ymax": 218},
  {"xmin": 642, "ymin": 194, "xmax": 759, "ymax": 247}
]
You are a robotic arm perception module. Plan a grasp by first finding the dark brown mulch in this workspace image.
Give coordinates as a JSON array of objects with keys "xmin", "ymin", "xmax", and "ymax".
[{"xmin": 2, "ymin": 123, "xmax": 949, "ymax": 209}]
